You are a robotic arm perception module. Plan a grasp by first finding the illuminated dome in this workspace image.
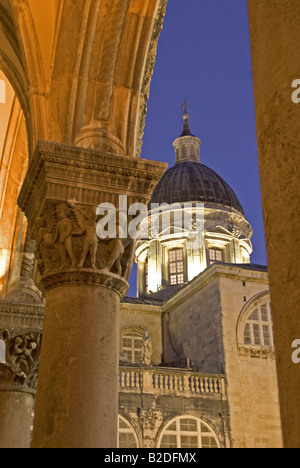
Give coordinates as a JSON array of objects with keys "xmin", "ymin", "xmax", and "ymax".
[
  {"xmin": 150, "ymin": 161, "xmax": 244, "ymax": 215},
  {"xmin": 136, "ymin": 103, "xmax": 253, "ymax": 298}
]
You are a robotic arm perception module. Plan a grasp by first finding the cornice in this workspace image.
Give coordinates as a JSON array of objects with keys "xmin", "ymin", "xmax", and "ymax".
[
  {"xmin": 120, "ymin": 301, "xmax": 163, "ymax": 315},
  {"xmin": 18, "ymin": 141, "xmax": 167, "ymax": 224},
  {"xmin": 162, "ymin": 264, "xmax": 269, "ymax": 313}
]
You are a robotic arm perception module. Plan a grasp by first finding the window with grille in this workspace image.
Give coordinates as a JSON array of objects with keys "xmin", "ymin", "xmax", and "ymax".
[
  {"xmin": 243, "ymin": 302, "xmax": 273, "ymax": 347},
  {"xmin": 208, "ymin": 248, "xmax": 223, "ymax": 265},
  {"xmin": 169, "ymin": 249, "xmax": 184, "ymax": 285},
  {"xmin": 122, "ymin": 332, "xmax": 143, "ymax": 364},
  {"xmin": 118, "ymin": 415, "xmax": 139, "ymax": 448},
  {"xmin": 159, "ymin": 416, "xmax": 220, "ymax": 449}
]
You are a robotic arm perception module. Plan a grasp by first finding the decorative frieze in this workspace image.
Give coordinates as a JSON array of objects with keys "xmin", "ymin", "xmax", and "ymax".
[
  {"xmin": 238, "ymin": 345, "xmax": 275, "ymax": 360},
  {"xmin": 0, "ymin": 300, "xmax": 44, "ymax": 330}
]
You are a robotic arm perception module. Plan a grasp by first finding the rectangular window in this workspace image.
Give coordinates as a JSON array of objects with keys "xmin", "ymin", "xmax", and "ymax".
[
  {"xmin": 169, "ymin": 249, "xmax": 185, "ymax": 285},
  {"xmin": 122, "ymin": 333, "xmax": 143, "ymax": 364},
  {"xmin": 209, "ymin": 249, "xmax": 223, "ymax": 265}
]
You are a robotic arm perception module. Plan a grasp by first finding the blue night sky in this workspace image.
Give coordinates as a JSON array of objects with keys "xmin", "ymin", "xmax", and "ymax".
[{"xmin": 127, "ymin": 0, "xmax": 266, "ymax": 297}]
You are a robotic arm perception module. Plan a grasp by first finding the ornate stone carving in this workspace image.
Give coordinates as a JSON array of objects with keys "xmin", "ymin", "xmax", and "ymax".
[
  {"xmin": 6, "ymin": 232, "xmax": 43, "ymax": 304},
  {"xmin": 141, "ymin": 329, "xmax": 153, "ymax": 366},
  {"xmin": 17, "ymin": 142, "xmax": 167, "ymax": 297},
  {"xmin": 238, "ymin": 345, "xmax": 275, "ymax": 360},
  {"xmin": 32, "ymin": 202, "xmax": 136, "ymax": 287},
  {"xmin": 0, "ymin": 329, "xmax": 42, "ymax": 390},
  {"xmin": 0, "ymin": 299, "xmax": 44, "ymax": 331},
  {"xmin": 138, "ymin": 407, "xmax": 158, "ymax": 431}
]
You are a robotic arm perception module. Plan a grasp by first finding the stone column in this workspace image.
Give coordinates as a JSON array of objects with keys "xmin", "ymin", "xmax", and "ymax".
[
  {"xmin": 18, "ymin": 142, "xmax": 167, "ymax": 448},
  {"xmin": 248, "ymin": 0, "xmax": 300, "ymax": 448},
  {"xmin": 0, "ymin": 329, "xmax": 41, "ymax": 448}
]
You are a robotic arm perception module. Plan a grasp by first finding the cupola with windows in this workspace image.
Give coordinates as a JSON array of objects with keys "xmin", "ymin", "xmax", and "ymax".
[{"xmin": 136, "ymin": 103, "xmax": 253, "ymax": 297}]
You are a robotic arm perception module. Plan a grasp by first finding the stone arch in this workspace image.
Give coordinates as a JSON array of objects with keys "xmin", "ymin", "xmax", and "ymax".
[
  {"xmin": 0, "ymin": 69, "xmax": 29, "ymax": 297},
  {"xmin": 1, "ymin": 0, "xmax": 168, "ymax": 156}
]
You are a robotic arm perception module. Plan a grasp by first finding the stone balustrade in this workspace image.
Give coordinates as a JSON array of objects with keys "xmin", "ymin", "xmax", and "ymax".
[{"xmin": 119, "ymin": 366, "xmax": 226, "ymax": 398}]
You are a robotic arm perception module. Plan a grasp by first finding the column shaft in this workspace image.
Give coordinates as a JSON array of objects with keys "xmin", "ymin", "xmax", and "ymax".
[
  {"xmin": 0, "ymin": 389, "xmax": 34, "ymax": 448},
  {"xmin": 248, "ymin": 0, "xmax": 300, "ymax": 448},
  {"xmin": 32, "ymin": 282, "xmax": 120, "ymax": 448}
]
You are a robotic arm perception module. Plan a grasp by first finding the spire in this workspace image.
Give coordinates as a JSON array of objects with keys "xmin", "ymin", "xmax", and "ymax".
[
  {"xmin": 173, "ymin": 99, "xmax": 202, "ymax": 164},
  {"xmin": 180, "ymin": 99, "xmax": 194, "ymax": 137}
]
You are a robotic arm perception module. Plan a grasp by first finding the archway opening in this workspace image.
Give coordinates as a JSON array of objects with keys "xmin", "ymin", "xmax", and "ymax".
[{"xmin": 0, "ymin": 69, "xmax": 29, "ymax": 297}]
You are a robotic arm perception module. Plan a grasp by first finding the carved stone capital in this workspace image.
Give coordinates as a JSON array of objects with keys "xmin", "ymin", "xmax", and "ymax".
[
  {"xmin": 17, "ymin": 142, "xmax": 167, "ymax": 292},
  {"xmin": 38, "ymin": 268, "xmax": 129, "ymax": 297},
  {"xmin": 0, "ymin": 329, "xmax": 42, "ymax": 391}
]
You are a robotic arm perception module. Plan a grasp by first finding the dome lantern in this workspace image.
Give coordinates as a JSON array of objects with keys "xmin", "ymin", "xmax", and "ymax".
[{"xmin": 173, "ymin": 99, "xmax": 202, "ymax": 164}]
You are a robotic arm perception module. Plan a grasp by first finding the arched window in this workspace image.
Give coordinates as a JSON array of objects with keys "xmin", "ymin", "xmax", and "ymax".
[
  {"xmin": 0, "ymin": 339, "xmax": 6, "ymax": 363},
  {"xmin": 158, "ymin": 416, "xmax": 220, "ymax": 449},
  {"xmin": 0, "ymin": 79, "xmax": 6, "ymax": 103},
  {"xmin": 243, "ymin": 301, "xmax": 273, "ymax": 347},
  {"xmin": 122, "ymin": 331, "xmax": 143, "ymax": 364},
  {"xmin": 118, "ymin": 415, "xmax": 139, "ymax": 448}
]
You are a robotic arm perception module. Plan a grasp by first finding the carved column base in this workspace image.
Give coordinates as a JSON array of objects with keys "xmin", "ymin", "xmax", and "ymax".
[{"xmin": 32, "ymin": 270, "xmax": 126, "ymax": 448}]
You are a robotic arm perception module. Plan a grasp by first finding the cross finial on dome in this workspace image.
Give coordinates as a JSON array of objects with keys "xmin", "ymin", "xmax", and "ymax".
[
  {"xmin": 180, "ymin": 98, "xmax": 194, "ymax": 136},
  {"xmin": 181, "ymin": 98, "xmax": 191, "ymax": 120}
]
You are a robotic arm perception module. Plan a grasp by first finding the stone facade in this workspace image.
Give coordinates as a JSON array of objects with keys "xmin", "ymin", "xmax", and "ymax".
[{"xmin": 118, "ymin": 264, "xmax": 282, "ymax": 448}]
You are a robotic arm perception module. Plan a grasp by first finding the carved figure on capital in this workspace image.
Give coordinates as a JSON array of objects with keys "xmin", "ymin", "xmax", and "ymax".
[
  {"xmin": 97, "ymin": 213, "xmax": 136, "ymax": 279},
  {"xmin": 33, "ymin": 202, "xmax": 98, "ymax": 274},
  {"xmin": 69, "ymin": 204, "xmax": 99, "ymax": 270},
  {"xmin": 33, "ymin": 216, "xmax": 58, "ymax": 274},
  {"xmin": 0, "ymin": 329, "xmax": 42, "ymax": 388},
  {"xmin": 32, "ymin": 201, "xmax": 137, "ymax": 281}
]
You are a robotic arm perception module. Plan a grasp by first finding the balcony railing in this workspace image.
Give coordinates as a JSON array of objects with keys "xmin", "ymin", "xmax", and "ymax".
[{"xmin": 119, "ymin": 366, "xmax": 226, "ymax": 398}]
